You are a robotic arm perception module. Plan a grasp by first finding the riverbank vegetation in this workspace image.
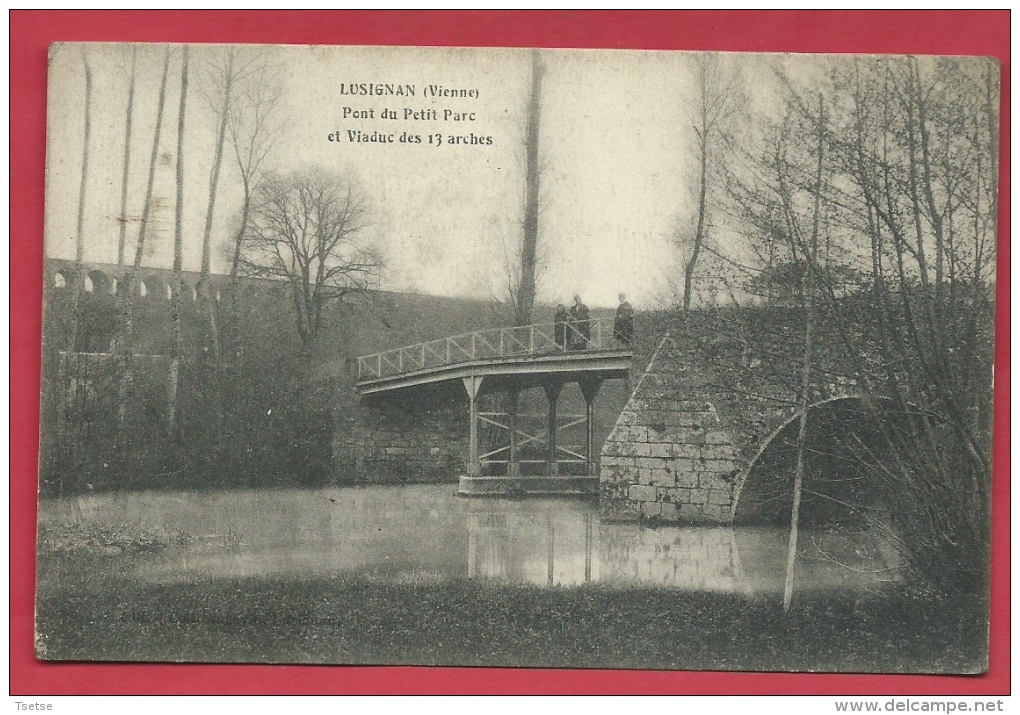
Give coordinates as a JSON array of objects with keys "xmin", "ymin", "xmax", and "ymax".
[
  {"xmin": 37, "ymin": 521, "xmax": 191, "ymax": 559},
  {"xmin": 35, "ymin": 569, "xmax": 986, "ymax": 672}
]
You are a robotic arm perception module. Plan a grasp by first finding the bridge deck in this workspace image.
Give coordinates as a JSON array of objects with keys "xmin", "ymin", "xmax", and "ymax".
[{"xmin": 356, "ymin": 318, "xmax": 632, "ymax": 394}]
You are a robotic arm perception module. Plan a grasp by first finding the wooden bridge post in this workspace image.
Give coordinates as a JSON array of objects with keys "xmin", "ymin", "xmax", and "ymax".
[
  {"xmin": 579, "ymin": 376, "xmax": 603, "ymax": 476},
  {"xmin": 463, "ymin": 375, "xmax": 484, "ymax": 476},
  {"xmin": 507, "ymin": 384, "xmax": 521, "ymax": 477},
  {"xmin": 543, "ymin": 380, "xmax": 564, "ymax": 476}
]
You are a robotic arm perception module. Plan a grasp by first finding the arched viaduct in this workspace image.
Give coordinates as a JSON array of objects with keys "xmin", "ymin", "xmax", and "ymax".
[
  {"xmin": 40, "ymin": 257, "xmax": 900, "ymax": 520},
  {"xmin": 598, "ymin": 326, "xmax": 896, "ymax": 525}
]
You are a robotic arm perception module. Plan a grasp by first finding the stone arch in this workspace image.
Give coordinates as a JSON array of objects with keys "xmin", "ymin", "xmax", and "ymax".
[
  {"xmin": 139, "ymin": 275, "xmax": 167, "ymax": 300},
  {"xmin": 53, "ymin": 268, "xmax": 74, "ymax": 289},
  {"xmin": 85, "ymin": 269, "xmax": 114, "ymax": 295},
  {"xmin": 731, "ymin": 396, "xmax": 908, "ymax": 525}
]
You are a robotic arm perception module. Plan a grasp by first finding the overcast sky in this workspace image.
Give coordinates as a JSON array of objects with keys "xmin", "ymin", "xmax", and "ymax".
[{"xmin": 44, "ymin": 43, "xmax": 747, "ymax": 309}]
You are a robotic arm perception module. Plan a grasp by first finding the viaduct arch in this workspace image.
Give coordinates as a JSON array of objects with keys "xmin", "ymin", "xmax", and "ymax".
[{"xmin": 599, "ymin": 330, "xmax": 896, "ymax": 525}]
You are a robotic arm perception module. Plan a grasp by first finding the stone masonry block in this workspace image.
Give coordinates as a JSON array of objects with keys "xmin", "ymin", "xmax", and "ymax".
[
  {"xmin": 671, "ymin": 443, "xmax": 702, "ymax": 459},
  {"xmin": 612, "ymin": 425, "xmax": 647, "ymax": 443},
  {"xmin": 628, "ymin": 484, "xmax": 657, "ymax": 502},
  {"xmin": 641, "ymin": 501, "xmax": 662, "ymax": 518},
  {"xmin": 647, "ymin": 442, "xmax": 673, "ymax": 459},
  {"xmin": 698, "ymin": 472, "xmax": 728, "ymax": 490},
  {"xmin": 702, "ymin": 503, "xmax": 729, "ymax": 522},
  {"xmin": 608, "ymin": 440, "xmax": 639, "ymax": 458},
  {"xmin": 701, "ymin": 444, "xmax": 737, "ymax": 461},
  {"xmin": 674, "ymin": 471, "xmax": 700, "ymax": 490},
  {"xmin": 649, "ymin": 469, "xmax": 676, "ymax": 488},
  {"xmin": 668, "ymin": 458, "xmax": 697, "ymax": 474},
  {"xmin": 708, "ymin": 489, "xmax": 732, "ymax": 506},
  {"xmin": 659, "ymin": 502, "xmax": 679, "ymax": 521},
  {"xmin": 705, "ymin": 458, "xmax": 739, "ymax": 474},
  {"xmin": 679, "ymin": 502, "xmax": 704, "ymax": 522},
  {"xmin": 704, "ymin": 430, "xmax": 732, "ymax": 445}
]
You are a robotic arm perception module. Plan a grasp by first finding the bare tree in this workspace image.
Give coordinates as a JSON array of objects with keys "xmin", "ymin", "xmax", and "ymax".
[
  {"xmin": 191, "ymin": 46, "xmax": 235, "ymax": 360},
  {"xmin": 167, "ymin": 46, "xmax": 190, "ymax": 434},
  {"xmin": 67, "ymin": 48, "xmax": 93, "ymax": 353},
  {"xmin": 118, "ymin": 44, "xmax": 171, "ymax": 428},
  {"xmin": 196, "ymin": 47, "xmax": 234, "ymax": 282},
  {"xmin": 116, "ymin": 46, "xmax": 137, "ymax": 267},
  {"xmin": 779, "ymin": 95, "xmax": 826, "ymax": 611},
  {"xmin": 514, "ymin": 49, "xmax": 545, "ymax": 327},
  {"xmin": 225, "ymin": 52, "xmax": 284, "ymax": 285},
  {"xmin": 727, "ymin": 55, "xmax": 997, "ymax": 595},
  {"xmin": 834, "ymin": 57, "xmax": 996, "ymax": 592},
  {"xmin": 194, "ymin": 47, "xmax": 283, "ymax": 358},
  {"xmin": 677, "ymin": 54, "xmax": 743, "ymax": 314},
  {"xmin": 74, "ymin": 50, "xmax": 92, "ymax": 270},
  {"xmin": 238, "ymin": 169, "xmax": 383, "ymax": 346}
]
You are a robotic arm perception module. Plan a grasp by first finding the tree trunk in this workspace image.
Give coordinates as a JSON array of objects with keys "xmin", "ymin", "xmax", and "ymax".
[
  {"xmin": 118, "ymin": 44, "xmax": 170, "ymax": 429},
  {"xmin": 69, "ymin": 51, "xmax": 93, "ymax": 352},
  {"xmin": 116, "ymin": 46, "xmax": 136, "ymax": 267},
  {"xmin": 517, "ymin": 49, "xmax": 543, "ymax": 327},
  {"xmin": 198, "ymin": 49, "xmax": 234, "ymax": 361},
  {"xmin": 783, "ymin": 96, "xmax": 824, "ymax": 612},
  {"xmin": 229, "ymin": 182, "xmax": 250, "ymax": 281},
  {"xmin": 225, "ymin": 178, "xmax": 251, "ymax": 357},
  {"xmin": 684, "ymin": 129, "xmax": 709, "ymax": 314},
  {"xmin": 167, "ymin": 46, "xmax": 189, "ymax": 437}
]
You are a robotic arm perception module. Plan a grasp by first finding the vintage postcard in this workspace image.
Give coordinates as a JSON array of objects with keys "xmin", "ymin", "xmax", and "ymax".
[{"xmin": 36, "ymin": 42, "xmax": 998, "ymax": 672}]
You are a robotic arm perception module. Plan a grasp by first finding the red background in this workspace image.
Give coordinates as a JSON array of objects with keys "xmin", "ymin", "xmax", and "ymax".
[{"xmin": 10, "ymin": 10, "xmax": 1010, "ymax": 695}]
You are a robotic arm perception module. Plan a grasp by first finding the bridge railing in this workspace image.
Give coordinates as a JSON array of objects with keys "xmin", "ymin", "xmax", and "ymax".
[{"xmin": 357, "ymin": 318, "xmax": 622, "ymax": 381}]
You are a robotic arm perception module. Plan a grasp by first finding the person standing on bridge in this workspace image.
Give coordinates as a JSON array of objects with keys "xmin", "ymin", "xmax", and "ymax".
[
  {"xmin": 554, "ymin": 304, "xmax": 569, "ymax": 350},
  {"xmin": 613, "ymin": 293, "xmax": 634, "ymax": 346},
  {"xmin": 569, "ymin": 294, "xmax": 591, "ymax": 350}
]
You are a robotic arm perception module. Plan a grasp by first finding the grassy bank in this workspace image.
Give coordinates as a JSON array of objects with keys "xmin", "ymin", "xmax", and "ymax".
[
  {"xmin": 37, "ymin": 522, "xmax": 192, "ymax": 558},
  {"xmin": 35, "ymin": 567, "xmax": 986, "ymax": 673}
]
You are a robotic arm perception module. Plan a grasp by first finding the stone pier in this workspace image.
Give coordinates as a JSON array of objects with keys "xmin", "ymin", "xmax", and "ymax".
[{"xmin": 600, "ymin": 335, "xmax": 742, "ymax": 523}]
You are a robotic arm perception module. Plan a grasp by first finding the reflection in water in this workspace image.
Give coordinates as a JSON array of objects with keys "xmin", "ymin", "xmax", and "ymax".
[
  {"xmin": 39, "ymin": 485, "xmax": 901, "ymax": 593},
  {"xmin": 464, "ymin": 507, "xmax": 598, "ymax": 586}
]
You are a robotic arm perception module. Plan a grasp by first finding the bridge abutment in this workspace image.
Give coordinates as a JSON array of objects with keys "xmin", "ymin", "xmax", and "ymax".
[
  {"xmin": 600, "ymin": 335, "xmax": 743, "ymax": 524},
  {"xmin": 333, "ymin": 389, "xmax": 469, "ymax": 485}
]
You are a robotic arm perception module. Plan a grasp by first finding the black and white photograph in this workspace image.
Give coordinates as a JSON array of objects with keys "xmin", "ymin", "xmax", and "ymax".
[{"xmin": 35, "ymin": 42, "xmax": 999, "ymax": 673}]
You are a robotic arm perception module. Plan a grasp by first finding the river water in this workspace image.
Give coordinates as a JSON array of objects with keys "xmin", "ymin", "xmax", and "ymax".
[{"xmin": 39, "ymin": 484, "xmax": 900, "ymax": 594}]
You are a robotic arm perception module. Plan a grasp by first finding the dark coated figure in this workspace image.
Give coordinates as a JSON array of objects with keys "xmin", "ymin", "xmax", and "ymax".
[
  {"xmin": 554, "ymin": 303, "xmax": 569, "ymax": 350},
  {"xmin": 569, "ymin": 294, "xmax": 591, "ymax": 350},
  {"xmin": 614, "ymin": 292, "xmax": 634, "ymax": 346}
]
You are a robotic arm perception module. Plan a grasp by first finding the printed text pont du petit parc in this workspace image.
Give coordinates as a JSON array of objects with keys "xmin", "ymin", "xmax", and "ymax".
[{"xmin": 329, "ymin": 83, "xmax": 493, "ymax": 147}]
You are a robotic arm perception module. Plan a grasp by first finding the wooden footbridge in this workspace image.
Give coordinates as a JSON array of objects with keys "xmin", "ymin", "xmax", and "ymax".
[{"xmin": 356, "ymin": 319, "xmax": 633, "ymax": 495}]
